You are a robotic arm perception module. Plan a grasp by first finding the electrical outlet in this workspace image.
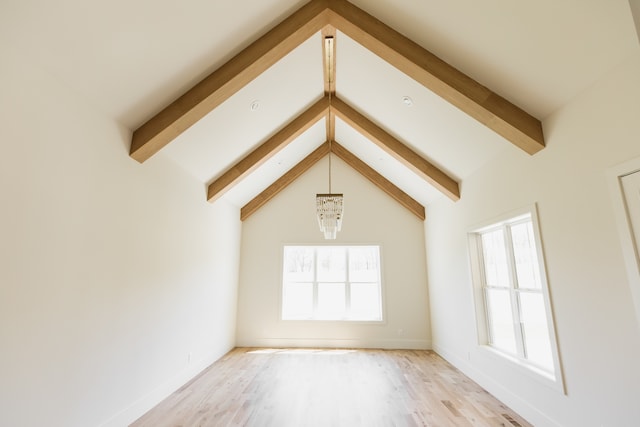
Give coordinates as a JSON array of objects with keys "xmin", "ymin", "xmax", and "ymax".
[{"xmin": 188, "ymin": 352, "xmax": 193, "ymax": 363}]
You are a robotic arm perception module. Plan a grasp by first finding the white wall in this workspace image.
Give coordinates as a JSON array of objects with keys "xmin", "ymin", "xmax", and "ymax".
[
  {"xmin": 0, "ymin": 52, "xmax": 242, "ymax": 427},
  {"xmin": 425, "ymin": 52, "xmax": 640, "ymax": 426},
  {"xmin": 236, "ymin": 156, "xmax": 430, "ymax": 349}
]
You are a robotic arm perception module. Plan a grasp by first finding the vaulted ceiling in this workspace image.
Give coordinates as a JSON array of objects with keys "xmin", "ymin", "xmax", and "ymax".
[
  {"xmin": 2, "ymin": 0, "xmax": 636, "ymax": 218},
  {"xmin": 129, "ymin": 0, "xmax": 548, "ymax": 219}
]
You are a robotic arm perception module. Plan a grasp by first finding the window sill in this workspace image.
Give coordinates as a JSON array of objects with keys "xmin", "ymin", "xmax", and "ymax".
[
  {"xmin": 478, "ymin": 345, "xmax": 566, "ymax": 394},
  {"xmin": 281, "ymin": 318, "xmax": 385, "ymax": 324}
]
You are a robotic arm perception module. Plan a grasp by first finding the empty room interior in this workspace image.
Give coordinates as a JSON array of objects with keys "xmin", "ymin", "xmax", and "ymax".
[{"xmin": 2, "ymin": 0, "xmax": 640, "ymax": 426}]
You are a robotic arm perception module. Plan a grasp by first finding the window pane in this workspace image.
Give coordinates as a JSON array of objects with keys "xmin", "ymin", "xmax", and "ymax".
[
  {"xmin": 283, "ymin": 247, "xmax": 314, "ymax": 282},
  {"xmin": 317, "ymin": 282, "xmax": 346, "ymax": 319},
  {"xmin": 481, "ymin": 230, "xmax": 510, "ymax": 288},
  {"xmin": 486, "ymin": 288, "xmax": 517, "ymax": 354},
  {"xmin": 349, "ymin": 246, "xmax": 380, "ymax": 282},
  {"xmin": 282, "ymin": 245, "xmax": 382, "ymax": 322},
  {"xmin": 511, "ymin": 222, "xmax": 542, "ymax": 289},
  {"xmin": 282, "ymin": 282, "xmax": 313, "ymax": 319},
  {"xmin": 350, "ymin": 283, "xmax": 381, "ymax": 320},
  {"xmin": 317, "ymin": 247, "xmax": 346, "ymax": 282},
  {"xmin": 519, "ymin": 292, "xmax": 554, "ymax": 372}
]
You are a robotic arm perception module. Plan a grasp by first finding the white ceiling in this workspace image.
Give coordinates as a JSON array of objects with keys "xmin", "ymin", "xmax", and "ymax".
[
  {"xmin": 162, "ymin": 33, "xmax": 325, "ymax": 185},
  {"xmin": 2, "ymin": 0, "xmax": 638, "ymax": 210}
]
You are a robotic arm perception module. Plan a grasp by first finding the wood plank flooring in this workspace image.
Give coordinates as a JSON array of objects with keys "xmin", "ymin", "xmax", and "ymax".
[{"xmin": 131, "ymin": 348, "xmax": 531, "ymax": 427}]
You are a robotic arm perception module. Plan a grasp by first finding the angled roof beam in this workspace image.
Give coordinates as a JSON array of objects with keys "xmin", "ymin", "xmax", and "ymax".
[
  {"xmin": 129, "ymin": 0, "xmax": 331, "ymax": 162},
  {"xmin": 331, "ymin": 141, "xmax": 425, "ymax": 220},
  {"xmin": 241, "ymin": 141, "xmax": 425, "ymax": 221},
  {"xmin": 130, "ymin": 0, "xmax": 544, "ymax": 163},
  {"xmin": 331, "ymin": 96, "xmax": 460, "ymax": 201},
  {"xmin": 326, "ymin": 0, "xmax": 545, "ymax": 155},
  {"xmin": 207, "ymin": 96, "xmax": 330, "ymax": 202},
  {"xmin": 241, "ymin": 142, "xmax": 331, "ymax": 220}
]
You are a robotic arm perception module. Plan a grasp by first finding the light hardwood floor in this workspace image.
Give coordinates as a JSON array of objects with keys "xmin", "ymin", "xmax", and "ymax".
[{"xmin": 132, "ymin": 348, "xmax": 531, "ymax": 427}]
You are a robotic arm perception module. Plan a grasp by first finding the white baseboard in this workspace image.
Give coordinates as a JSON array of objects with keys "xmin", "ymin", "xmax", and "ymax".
[
  {"xmin": 236, "ymin": 337, "xmax": 431, "ymax": 350},
  {"xmin": 432, "ymin": 343, "xmax": 562, "ymax": 427},
  {"xmin": 97, "ymin": 347, "xmax": 232, "ymax": 427}
]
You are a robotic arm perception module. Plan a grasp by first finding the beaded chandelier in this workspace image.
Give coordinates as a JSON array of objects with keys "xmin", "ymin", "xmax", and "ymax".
[{"xmin": 316, "ymin": 192, "xmax": 343, "ymax": 240}]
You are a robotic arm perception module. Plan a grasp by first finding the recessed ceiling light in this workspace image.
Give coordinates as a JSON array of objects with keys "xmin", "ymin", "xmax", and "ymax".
[
  {"xmin": 402, "ymin": 96, "xmax": 413, "ymax": 106},
  {"xmin": 250, "ymin": 100, "xmax": 260, "ymax": 111}
]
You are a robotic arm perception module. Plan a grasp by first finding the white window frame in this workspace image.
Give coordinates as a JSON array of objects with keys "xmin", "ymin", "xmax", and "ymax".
[
  {"xmin": 467, "ymin": 205, "xmax": 565, "ymax": 392},
  {"xmin": 607, "ymin": 157, "xmax": 640, "ymax": 330},
  {"xmin": 280, "ymin": 245, "xmax": 384, "ymax": 322}
]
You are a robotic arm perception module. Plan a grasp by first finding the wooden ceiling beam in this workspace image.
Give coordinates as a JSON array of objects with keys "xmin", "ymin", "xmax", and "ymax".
[
  {"xmin": 321, "ymin": 26, "xmax": 337, "ymax": 96},
  {"xmin": 326, "ymin": 0, "xmax": 545, "ymax": 155},
  {"xmin": 321, "ymin": 27, "xmax": 337, "ymax": 142},
  {"xmin": 241, "ymin": 142, "xmax": 331, "ymax": 221},
  {"xmin": 241, "ymin": 141, "xmax": 425, "ymax": 221},
  {"xmin": 129, "ymin": 0, "xmax": 331, "ymax": 163},
  {"xmin": 130, "ymin": 0, "xmax": 545, "ymax": 164},
  {"xmin": 331, "ymin": 141, "xmax": 425, "ymax": 220},
  {"xmin": 331, "ymin": 96, "xmax": 460, "ymax": 201},
  {"xmin": 207, "ymin": 96, "xmax": 330, "ymax": 202}
]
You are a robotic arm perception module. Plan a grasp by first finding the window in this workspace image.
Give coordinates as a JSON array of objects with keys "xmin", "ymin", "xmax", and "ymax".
[
  {"xmin": 468, "ymin": 207, "xmax": 563, "ymax": 387},
  {"xmin": 282, "ymin": 245, "xmax": 383, "ymax": 321}
]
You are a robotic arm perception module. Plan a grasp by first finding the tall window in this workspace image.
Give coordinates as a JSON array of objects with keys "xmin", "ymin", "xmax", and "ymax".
[
  {"xmin": 282, "ymin": 245, "xmax": 383, "ymax": 321},
  {"xmin": 468, "ymin": 207, "xmax": 562, "ymax": 386}
]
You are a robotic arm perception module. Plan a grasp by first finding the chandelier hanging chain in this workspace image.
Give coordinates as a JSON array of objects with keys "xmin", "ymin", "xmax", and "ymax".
[
  {"xmin": 328, "ymin": 137, "xmax": 332, "ymax": 193},
  {"xmin": 328, "ymin": 35, "xmax": 333, "ymax": 193},
  {"xmin": 328, "ymin": 56, "xmax": 333, "ymax": 194}
]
